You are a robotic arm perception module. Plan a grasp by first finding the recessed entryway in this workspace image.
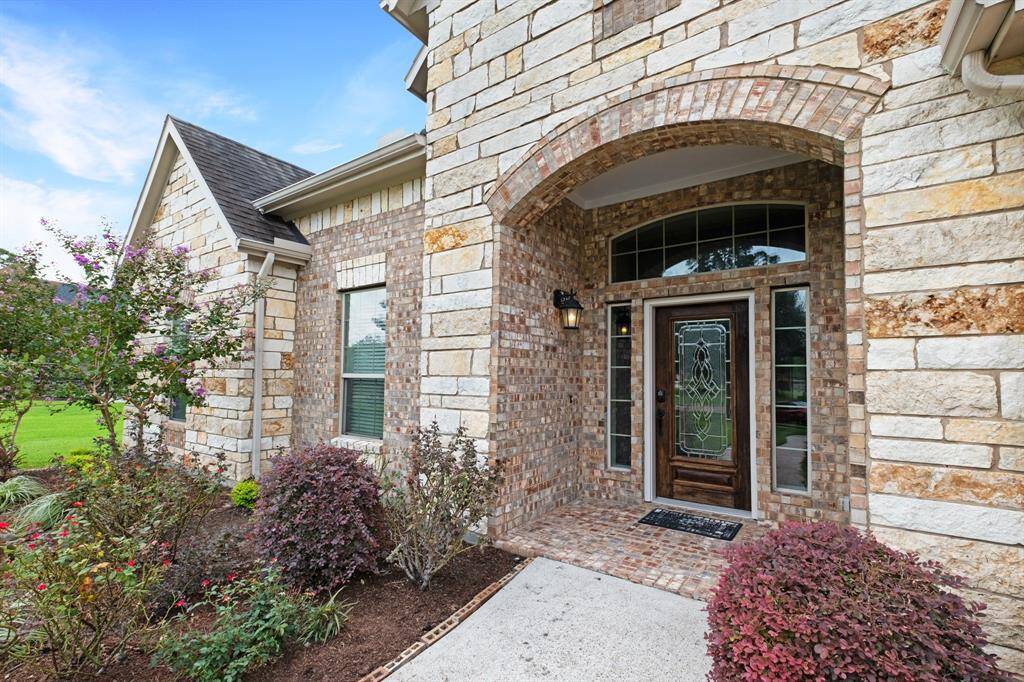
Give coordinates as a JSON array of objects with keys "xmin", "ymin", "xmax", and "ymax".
[{"xmin": 644, "ymin": 292, "xmax": 758, "ymax": 517}]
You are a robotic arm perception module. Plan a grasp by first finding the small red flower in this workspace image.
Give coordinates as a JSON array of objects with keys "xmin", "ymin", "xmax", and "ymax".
[
  {"xmin": 162, "ymin": 559, "xmax": 171, "ymax": 567},
  {"xmin": 58, "ymin": 528, "xmax": 69, "ymax": 538},
  {"xmin": 36, "ymin": 583, "xmax": 46, "ymax": 591},
  {"xmin": 0, "ymin": 522, "xmax": 8, "ymax": 531},
  {"xmin": 174, "ymin": 599, "xmax": 186, "ymax": 608},
  {"xmin": 226, "ymin": 573, "xmax": 236, "ymax": 582},
  {"xmin": 71, "ymin": 501, "xmax": 83, "ymax": 508},
  {"xmin": 126, "ymin": 559, "xmax": 135, "ymax": 568},
  {"xmin": 201, "ymin": 579, "xmax": 210, "ymax": 588},
  {"xmin": 27, "ymin": 543, "xmax": 36, "ymax": 550}
]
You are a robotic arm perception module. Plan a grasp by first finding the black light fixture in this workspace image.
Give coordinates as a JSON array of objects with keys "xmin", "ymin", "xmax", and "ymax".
[{"xmin": 553, "ymin": 289, "xmax": 583, "ymax": 330}]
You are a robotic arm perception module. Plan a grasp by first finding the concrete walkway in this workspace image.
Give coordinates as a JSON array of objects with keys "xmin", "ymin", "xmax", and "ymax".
[{"xmin": 389, "ymin": 557, "xmax": 711, "ymax": 681}]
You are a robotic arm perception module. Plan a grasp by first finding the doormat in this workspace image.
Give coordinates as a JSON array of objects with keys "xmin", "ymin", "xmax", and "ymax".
[{"xmin": 639, "ymin": 508, "xmax": 742, "ymax": 541}]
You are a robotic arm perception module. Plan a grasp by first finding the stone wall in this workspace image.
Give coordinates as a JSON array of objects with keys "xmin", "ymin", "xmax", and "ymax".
[
  {"xmin": 858, "ymin": 67, "xmax": 1024, "ymax": 670},
  {"xmin": 134, "ymin": 151, "xmax": 268, "ymax": 482},
  {"xmin": 417, "ymin": 0, "xmax": 1022, "ymax": 669},
  {"xmin": 292, "ymin": 196, "xmax": 424, "ymax": 457}
]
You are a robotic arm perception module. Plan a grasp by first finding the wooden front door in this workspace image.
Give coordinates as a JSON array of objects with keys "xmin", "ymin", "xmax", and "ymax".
[{"xmin": 655, "ymin": 301, "xmax": 750, "ymax": 510}]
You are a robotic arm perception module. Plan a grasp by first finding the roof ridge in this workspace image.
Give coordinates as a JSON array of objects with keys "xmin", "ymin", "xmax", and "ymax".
[{"xmin": 168, "ymin": 115, "xmax": 312, "ymax": 176}]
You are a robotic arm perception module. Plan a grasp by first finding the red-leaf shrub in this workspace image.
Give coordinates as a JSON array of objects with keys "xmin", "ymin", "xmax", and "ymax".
[
  {"xmin": 706, "ymin": 522, "xmax": 1011, "ymax": 681},
  {"xmin": 253, "ymin": 444, "xmax": 386, "ymax": 594}
]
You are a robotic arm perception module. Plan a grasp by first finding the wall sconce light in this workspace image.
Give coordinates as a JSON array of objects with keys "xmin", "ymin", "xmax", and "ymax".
[{"xmin": 553, "ymin": 289, "xmax": 583, "ymax": 330}]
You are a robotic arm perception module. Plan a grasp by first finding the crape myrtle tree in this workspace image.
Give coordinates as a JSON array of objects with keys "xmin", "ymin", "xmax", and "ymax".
[
  {"xmin": 41, "ymin": 220, "xmax": 266, "ymax": 456},
  {"xmin": 0, "ymin": 245, "xmax": 55, "ymax": 478}
]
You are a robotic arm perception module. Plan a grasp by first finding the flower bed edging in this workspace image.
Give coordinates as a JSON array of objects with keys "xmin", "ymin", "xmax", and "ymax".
[{"xmin": 359, "ymin": 557, "xmax": 533, "ymax": 681}]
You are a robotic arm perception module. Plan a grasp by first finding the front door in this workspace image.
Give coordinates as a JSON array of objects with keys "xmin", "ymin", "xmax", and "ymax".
[{"xmin": 655, "ymin": 301, "xmax": 750, "ymax": 510}]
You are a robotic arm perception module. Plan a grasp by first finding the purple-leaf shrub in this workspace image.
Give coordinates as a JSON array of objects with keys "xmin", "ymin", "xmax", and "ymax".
[
  {"xmin": 706, "ymin": 522, "xmax": 1011, "ymax": 681},
  {"xmin": 252, "ymin": 444, "xmax": 386, "ymax": 594}
]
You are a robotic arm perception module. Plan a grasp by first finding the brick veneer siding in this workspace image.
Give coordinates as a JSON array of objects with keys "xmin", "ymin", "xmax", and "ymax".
[
  {"xmin": 581, "ymin": 160, "xmax": 848, "ymax": 523},
  {"xmin": 492, "ymin": 199, "xmax": 586, "ymax": 533},
  {"xmin": 419, "ymin": 0, "xmax": 1022, "ymax": 668},
  {"xmin": 292, "ymin": 201, "xmax": 424, "ymax": 456}
]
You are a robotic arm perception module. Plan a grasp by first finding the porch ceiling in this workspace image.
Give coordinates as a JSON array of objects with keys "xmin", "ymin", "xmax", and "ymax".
[{"xmin": 567, "ymin": 144, "xmax": 807, "ymax": 209}]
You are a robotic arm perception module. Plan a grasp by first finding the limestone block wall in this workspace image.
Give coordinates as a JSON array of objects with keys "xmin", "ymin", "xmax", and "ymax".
[
  {"xmin": 132, "ymin": 151, "xmax": 259, "ymax": 481},
  {"xmin": 418, "ymin": 0, "xmax": 1022, "ymax": 669},
  {"xmin": 292, "ymin": 191, "xmax": 424, "ymax": 458},
  {"xmin": 859, "ymin": 77, "xmax": 1024, "ymax": 669}
]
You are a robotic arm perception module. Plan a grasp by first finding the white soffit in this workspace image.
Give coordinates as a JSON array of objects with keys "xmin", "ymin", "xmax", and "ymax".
[{"xmin": 567, "ymin": 145, "xmax": 809, "ymax": 209}]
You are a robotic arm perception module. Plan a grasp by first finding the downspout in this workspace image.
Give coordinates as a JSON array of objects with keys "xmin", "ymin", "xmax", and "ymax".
[
  {"xmin": 251, "ymin": 252, "xmax": 276, "ymax": 480},
  {"xmin": 961, "ymin": 50, "xmax": 1024, "ymax": 97}
]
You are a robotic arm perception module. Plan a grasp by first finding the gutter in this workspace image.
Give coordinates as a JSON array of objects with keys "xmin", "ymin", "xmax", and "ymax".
[
  {"xmin": 939, "ymin": 0, "xmax": 1024, "ymax": 97},
  {"xmin": 251, "ymin": 252, "xmax": 276, "ymax": 480},
  {"xmin": 236, "ymin": 236, "xmax": 313, "ymax": 265},
  {"xmin": 962, "ymin": 49, "xmax": 1024, "ymax": 97}
]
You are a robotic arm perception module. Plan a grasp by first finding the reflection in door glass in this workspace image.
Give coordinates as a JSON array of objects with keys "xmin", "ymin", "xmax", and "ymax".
[{"xmin": 675, "ymin": 319, "xmax": 732, "ymax": 460}]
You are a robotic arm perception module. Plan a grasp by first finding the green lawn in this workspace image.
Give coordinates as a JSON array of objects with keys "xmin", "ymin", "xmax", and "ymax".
[{"xmin": 13, "ymin": 401, "xmax": 123, "ymax": 469}]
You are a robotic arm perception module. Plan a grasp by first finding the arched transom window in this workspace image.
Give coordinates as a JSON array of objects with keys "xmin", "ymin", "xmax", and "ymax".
[{"xmin": 609, "ymin": 203, "xmax": 806, "ymax": 283}]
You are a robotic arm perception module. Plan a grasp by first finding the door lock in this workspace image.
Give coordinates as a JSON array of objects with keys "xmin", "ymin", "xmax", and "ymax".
[{"xmin": 656, "ymin": 388, "xmax": 666, "ymax": 403}]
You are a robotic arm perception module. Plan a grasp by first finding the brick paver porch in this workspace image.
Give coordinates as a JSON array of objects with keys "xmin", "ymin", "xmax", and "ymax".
[{"xmin": 495, "ymin": 498, "xmax": 766, "ymax": 601}]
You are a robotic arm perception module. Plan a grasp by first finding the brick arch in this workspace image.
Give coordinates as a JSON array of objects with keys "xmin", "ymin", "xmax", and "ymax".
[{"xmin": 486, "ymin": 64, "xmax": 887, "ymax": 228}]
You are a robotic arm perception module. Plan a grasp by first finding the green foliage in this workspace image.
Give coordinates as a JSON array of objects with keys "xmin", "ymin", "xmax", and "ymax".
[
  {"xmin": 67, "ymin": 445, "xmax": 226, "ymax": 561},
  {"xmin": 0, "ymin": 475, "xmax": 46, "ymax": 513},
  {"xmin": 11, "ymin": 492, "xmax": 66, "ymax": 533},
  {"xmin": 381, "ymin": 423, "xmax": 502, "ymax": 590},
  {"xmin": 230, "ymin": 479, "xmax": 259, "ymax": 511},
  {"xmin": 61, "ymin": 448, "xmax": 97, "ymax": 472},
  {"xmin": 153, "ymin": 567, "xmax": 351, "ymax": 682},
  {"xmin": 0, "ymin": 247, "xmax": 58, "ymax": 479},
  {"xmin": 2, "ymin": 512, "xmax": 166, "ymax": 677}
]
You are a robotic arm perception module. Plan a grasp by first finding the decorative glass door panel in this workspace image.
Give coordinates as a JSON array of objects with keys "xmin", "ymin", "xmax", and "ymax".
[
  {"xmin": 656, "ymin": 301, "xmax": 750, "ymax": 511},
  {"xmin": 675, "ymin": 320, "xmax": 732, "ymax": 461}
]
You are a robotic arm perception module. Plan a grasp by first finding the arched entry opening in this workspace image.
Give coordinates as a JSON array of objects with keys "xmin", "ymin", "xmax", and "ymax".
[{"xmin": 486, "ymin": 65, "xmax": 886, "ymax": 540}]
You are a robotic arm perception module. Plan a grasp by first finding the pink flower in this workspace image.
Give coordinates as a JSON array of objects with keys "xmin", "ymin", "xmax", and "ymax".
[
  {"xmin": 174, "ymin": 599, "xmax": 186, "ymax": 608},
  {"xmin": 126, "ymin": 560, "xmax": 135, "ymax": 568},
  {"xmin": 0, "ymin": 522, "xmax": 8, "ymax": 531},
  {"xmin": 201, "ymin": 579, "xmax": 210, "ymax": 588},
  {"xmin": 226, "ymin": 573, "xmax": 236, "ymax": 582},
  {"xmin": 36, "ymin": 583, "xmax": 46, "ymax": 591},
  {"xmin": 71, "ymin": 501, "xmax": 83, "ymax": 508}
]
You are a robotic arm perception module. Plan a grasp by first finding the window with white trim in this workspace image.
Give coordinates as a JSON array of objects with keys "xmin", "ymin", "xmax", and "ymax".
[
  {"xmin": 607, "ymin": 304, "xmax": 632, "ymax": 468},
  {"xmin": 772, "ymin": 287, "xmax": 810, "ymax": 493},
  {"xmin": 340, "ymin": 287, "xmax": 386, "ymax": 439}
]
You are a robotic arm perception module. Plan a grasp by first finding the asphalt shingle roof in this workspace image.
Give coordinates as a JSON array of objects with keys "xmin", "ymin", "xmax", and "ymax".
[{"xmin": 171, "ymin": 117, "xmax": 313, "ymax": 245}]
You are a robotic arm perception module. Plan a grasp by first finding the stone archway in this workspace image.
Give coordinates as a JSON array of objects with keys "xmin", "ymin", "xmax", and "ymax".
[
  {"xmin": 486, "ymin": 63, "xmax": 888, "ymax": 531},
  {"xmin": 486, "ymin": 64, "xmax": 886, "ymax": 230}
]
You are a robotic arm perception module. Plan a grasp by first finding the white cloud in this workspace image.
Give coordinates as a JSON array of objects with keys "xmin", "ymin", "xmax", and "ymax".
[
  {"xmin": 0, "ymin": 174, "xmax": 132, "ymax": 279},
  {"xmin": 290, "ymin": 139, "xmax": 345, "ymax": 155},
  {"xmin": 0, "ymin": 19, "xmax": 257, "ymax": 185}
]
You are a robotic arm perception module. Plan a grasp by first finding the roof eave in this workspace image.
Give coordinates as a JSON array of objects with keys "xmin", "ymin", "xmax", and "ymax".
[
  {"xmin": 406, "ymin": 45, "xmax": 428, "ymax": 101},
  {"xmin": 380, "ymin": 0, "xmax": 429, "ymax": 43},
  {"xmin": 253, "ymin": 133, "xmax": 427, "ymax": 221}
]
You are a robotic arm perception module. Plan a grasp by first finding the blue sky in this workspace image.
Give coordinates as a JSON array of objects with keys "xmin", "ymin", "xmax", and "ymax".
[{"xmin": 0, "ymin": 0, "xmax": 424, "ymax": 275}]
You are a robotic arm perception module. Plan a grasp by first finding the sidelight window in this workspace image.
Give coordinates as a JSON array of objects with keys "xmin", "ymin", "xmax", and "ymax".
[
  {"xmin": 772, "ymin": 287, "xmax": 810, "ymax": 493},
  {"xmin": 607, "ymin": 304, "xmax": 632, "ymax": 469}
]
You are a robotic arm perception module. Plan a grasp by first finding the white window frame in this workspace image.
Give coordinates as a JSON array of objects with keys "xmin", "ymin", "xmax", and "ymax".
[
  {"xmin": 607, "ymin": 303, "xmax": 632, "ymax": 470},
  {"xmin": 338, "ymin": 285, "xmax": 386, "ymax": 441},
  {"xmin": 771, "ymin": 286, "xmax": 812, "ymax": 495}
]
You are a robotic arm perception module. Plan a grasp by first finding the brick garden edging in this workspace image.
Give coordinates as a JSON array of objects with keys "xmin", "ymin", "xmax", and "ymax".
[{"xmin": 358, "ymin": 558, "xmax": 534, "ymax": 682}]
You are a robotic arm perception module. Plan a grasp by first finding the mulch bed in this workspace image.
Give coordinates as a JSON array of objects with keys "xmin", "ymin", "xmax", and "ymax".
[
  {"xmin": 7, "ymin": 467, "xmax": 521, "ymax": 682},
  {"xmin": 96, "ymin": 546, "xmax": 519, "ymax": 682}
]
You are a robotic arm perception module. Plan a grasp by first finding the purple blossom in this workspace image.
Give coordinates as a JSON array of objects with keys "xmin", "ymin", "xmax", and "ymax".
[
  {"xmin": 172, "ymin": 245, "xmax": 189, "ymax": 256},
  {"xmin": 86, "ymin": 334, "xmax": 99, "ymax": 348},
  {"xmin": 153, "ymin": 343, "xmax": 167, "ymax": 356}
]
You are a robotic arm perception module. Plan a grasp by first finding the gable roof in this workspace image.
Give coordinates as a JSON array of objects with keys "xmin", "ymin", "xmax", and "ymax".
[
  {"xmin": 170, "ymin": 117, "xmax": 313, "ymax": 245},
  {"xmin": 125, "ymin": 116, "xmax": 315, "ymax": 263}
]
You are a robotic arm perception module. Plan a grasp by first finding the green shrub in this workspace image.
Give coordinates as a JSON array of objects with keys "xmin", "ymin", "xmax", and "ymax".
[
  {"xmin": 381, "ymin": 423, "xmax": 502, "ymax": 590},
  {"xmin": 61, "ymin": 449, "xmax": 97, "ymax": 472},
  {"xmin": 153, "ymin": 566, "xmax": 351, "ymax": 681},
  {"xmin": 3, "ymin": 511, "xmax": 165, "ymax": 677},
  {"xmin": 230, "ymin": 479, "xmax": 259, "ymax": 511}
]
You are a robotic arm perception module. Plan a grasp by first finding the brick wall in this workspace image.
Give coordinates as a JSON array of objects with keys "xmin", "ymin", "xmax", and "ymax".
[
  {"xmin": 418, "ymin": 0, "xmax": 1022, "ymax": 669},
  {"xmin": 292, "ymin": 200, "xmax": 424, "ymax": 457}
]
